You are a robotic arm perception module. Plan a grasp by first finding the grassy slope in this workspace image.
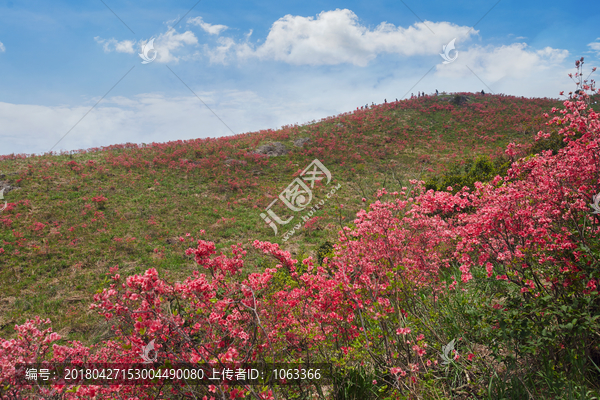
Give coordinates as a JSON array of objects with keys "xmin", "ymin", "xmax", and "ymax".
[{"xmin": 0, "ymin": 93, "xmax": 564, "ymax": 344}]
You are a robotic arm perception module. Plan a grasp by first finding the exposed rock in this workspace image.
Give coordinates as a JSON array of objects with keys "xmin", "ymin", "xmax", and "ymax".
[
  {"xmin": 252, "ymin": 142, "xmax": 289, "ymax": 157},
  {"xmin": 448, "ymin": 95, "xmax": 471, "ymax": 106},
  {"xmin": 293, "ymin": 137, "xmax": 311, "ymax": 147},
  {"xmin": 0, "ymin": 181, "xmax": 16, "ymax": 194},
  {"xmin": 165, "ymin": 237, "xmax": 179, "ymax": 245},
  {"xmin": 335, "ymin": 123, "xmax": 344, "ymax": 128},
  {"xmin": 224, "ymin": 158, "xmax": 248, "ymax": 166}
]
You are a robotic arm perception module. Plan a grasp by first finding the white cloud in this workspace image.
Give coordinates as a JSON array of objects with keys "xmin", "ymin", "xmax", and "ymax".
[
  {"xmin": 94, "ymin": 37, "xmax": 136, "ymax": 53},
  {"xmin": 435, "ymin": 43, "xmax": 569, "ymax": 88},
  {"xmin": 164, "ymin": 17, "xmax": 179, "ymax": 27},
  {"xmin": 151, "ymin": 28, "xmax": 199, "ymax": 63},
  {"xmin": 188, "ymin": 16, "xmax": 228, "ymax": 35},
  {"xmin": 0, "ymin": 91, "xmax": 293, "ymax": 155},
  {"xmin": 94, "ymin": 10, "xmax": 477, "ymax": 66},
  {"xmin": 588, "ymin": 38, "xmax": 600, "ymax": 57},
  {"xmin": 203, "ymin": 37, "xmax": 236, "ymax": 64},
  {"xmin": 232, "ymin": 9, "xmax": 477, "ymax": 66},
  {"xmin": 0, "ymin": 40, "xmax": 6, "ymax": 52},
  {"xmin": 94, "ymin": 29, "xmax": 198, "ymax": 63}
]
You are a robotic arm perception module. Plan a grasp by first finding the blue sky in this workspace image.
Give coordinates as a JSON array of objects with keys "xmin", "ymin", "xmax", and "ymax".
[{"xmin": 0, "ymin": 0, "xmax": 599, "ymax": 155}]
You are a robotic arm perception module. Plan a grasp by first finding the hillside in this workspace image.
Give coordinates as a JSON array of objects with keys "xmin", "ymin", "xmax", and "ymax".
[{"xmin": 0, "ymin": 93, "xmax": 565, "ymax": 343}]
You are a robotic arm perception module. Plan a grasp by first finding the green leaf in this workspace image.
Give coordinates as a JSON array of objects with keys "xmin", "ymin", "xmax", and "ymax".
[{"xmin": 65, "ymin": 385, "xmax": 81, "ymax": 393}]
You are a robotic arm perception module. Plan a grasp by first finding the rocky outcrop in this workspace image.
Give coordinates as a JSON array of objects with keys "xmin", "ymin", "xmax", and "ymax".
[
  {"xmin": 252, "ymin": 142, "xmax": 289, "ymax": 157},
  {"xmin": 0, "ymin": 179, "xmax": 16, "ymax": 194},
  {"xmin": 224, "ymin": 158, "xmax": 248, "ymax": 166},
  {"xmin": 448, "ymin": 95, "xmax": 471, "ymax": 106},
  {"xmin": 293, "ymin": 137, "xmax": 311, "ymax": 147}
]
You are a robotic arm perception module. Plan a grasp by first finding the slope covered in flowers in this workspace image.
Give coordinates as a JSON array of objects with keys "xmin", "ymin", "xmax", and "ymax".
[
  {"xmin": 2, "ymin": 77, "xmax": 600, "ymax": 397},
  {"xmin": 0, "ymin": 93, "xmax": 564, "ymax": 343}
]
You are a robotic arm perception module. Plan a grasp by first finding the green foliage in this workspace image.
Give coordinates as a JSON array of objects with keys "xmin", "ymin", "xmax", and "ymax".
[
  {"xmin": 528, "ymin": 130, "xmax": 570, "ymax": 156},
  {"xmin": 424, "ymin": 155, "xmax": 511, "ymax": 193},
  {"xmin": 316, "ymin": 240, "xmax": 334, "ymax": 265},
  {"xmin": 459, "ymin": 271, "xmax": 600, "ymax": 398},
  {"xmin": 332, "ymin": 366, "xmax": 387, "ymax": 400},
  {"xmin": 404, "ymin": 258, "xmax": 600, "ymax": 399}
]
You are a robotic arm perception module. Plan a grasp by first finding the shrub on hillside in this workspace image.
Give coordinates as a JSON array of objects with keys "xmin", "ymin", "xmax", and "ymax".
[{"xmin": 424, "ymin": 154, "xmax": 511, "ymax": 194}]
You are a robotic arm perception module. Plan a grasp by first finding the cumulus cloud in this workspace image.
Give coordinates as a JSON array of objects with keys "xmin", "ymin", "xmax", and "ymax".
[
  {"xmin": 203, "ymin": 37, "xmax": 237, "ymax": 64},
  {"xmin": 188, "ymin": 16, "xmax": 228, "ymax": 35},
  {"xmin": 151, "ymin": 28, "xmax": 199, "ymax": 63},
  {"xmin": 158, "ymin": 9, "xmax": 575, "ymax": 73},
  {"xmin": 260, "ymin": 10, "xmax": 471, "ymax": 65},
  {"xmin": 588, "ymin": 38, "xmax": 600, "ymax": 57},
  {"xmin": 0, "ymin": 41, "xmax": 5, "ymax": 52},
  {"xmin": 94, "ymin": 37, "xmax": 136, "ymax": 53},
  {"xmin": 435, "ymin": 43, "xmax": 569, "ymax": 83},
  {"xmin": 94, "ymin": 10, "xmax": 477, "ymax": 66},
  {"xmin": 231, "ymin": 9, "xmax": 475, "ymax": 66}
]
